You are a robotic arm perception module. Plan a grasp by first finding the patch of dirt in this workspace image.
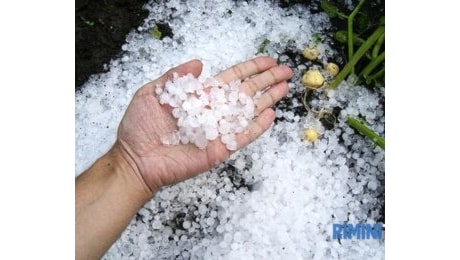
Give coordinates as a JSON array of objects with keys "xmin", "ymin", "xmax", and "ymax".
[{"xmin": 75, "ymin": 0, "xmax": 150, "ymax": 90}]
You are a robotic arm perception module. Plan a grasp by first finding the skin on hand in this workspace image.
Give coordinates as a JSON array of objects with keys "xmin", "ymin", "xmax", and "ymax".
[{"xmin": 116, "ymin": 56, "xmax": 293, "ymax": 193}]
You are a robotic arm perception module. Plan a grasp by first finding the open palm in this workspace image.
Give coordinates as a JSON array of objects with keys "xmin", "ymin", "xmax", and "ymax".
[{"xmin": 116, "ymin": 57, "xmax": 293, "ymax": 192}]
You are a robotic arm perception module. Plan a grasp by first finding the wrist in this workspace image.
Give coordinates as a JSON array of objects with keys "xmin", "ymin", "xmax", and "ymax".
[
  {"xmin": 76, "ymin": 144, "xmax": 156, "ymax": 259},
  {"xmin": 110, "ymin": 142, "xmax": 156, "ymax": 199}
]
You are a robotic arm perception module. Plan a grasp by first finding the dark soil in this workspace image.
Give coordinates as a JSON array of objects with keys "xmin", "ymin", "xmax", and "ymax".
[{"xmin": 75, "ymin": 0, "xmax": 150, "ymax": 90}]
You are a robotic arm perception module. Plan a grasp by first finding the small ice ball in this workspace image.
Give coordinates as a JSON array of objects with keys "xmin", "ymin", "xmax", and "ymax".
[
  {"xmin": 205, "ymin": 128, "xmax": 219, "ymax": 140},
  {"xmin": 368, "ymin": 180, "xmax": 378, "ymax": 190},
  {"xmin": 206, "ymin": 217, "xmax": 215, "ymax": 226},
  {"xmin": 182, "ymin": 220, "xmax": 191, "ymax": 229},
  {"xmin": 155, "ymin": 87, "xmax": 163, "ymax": 95},
  {"xmin": 195, "ymin": 134, "xmax": 208, "ymax": 149},
  {"xmin": 226, "ymin": 141, "xmax": 237, "ymax": 151},
  {"xmin": 234, "ymin": 158, "xmax": 245, "ymax": 170}
]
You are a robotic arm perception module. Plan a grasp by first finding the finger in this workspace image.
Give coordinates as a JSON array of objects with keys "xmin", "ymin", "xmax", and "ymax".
[
  {"xmin": 240, "ymin": 65, "xmax": 292, "ymax": 96},
  {"xmin": 235, "ymin": 108, "xmax": 275, "ymax": 149},
  {"xmin": 205, "ymin": 140, "xmax": 231, "ymax": 167},
  {"xmin": 142, "ymin": 59, "xmax": 203, "ymax": 94},
  {"xmin": 215, "ymin": 56, "xmax": 277, "ymax": 83},
  {"xmin": 158, "ymin": 59, "xmax": 203, "ymax": 84},
  {"xmin": 255, "ymin": 81, "xmax": 289, "ymax": 114}
]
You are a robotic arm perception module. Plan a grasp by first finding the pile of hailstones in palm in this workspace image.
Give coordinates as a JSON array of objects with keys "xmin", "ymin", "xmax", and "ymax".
[
  {"xmin": 155, "ymin": 75, "xmax": 261, "ymax": 151},
  {"xmin": 91, "ymin": 2, "xmax": 385, "ymax": 260}
]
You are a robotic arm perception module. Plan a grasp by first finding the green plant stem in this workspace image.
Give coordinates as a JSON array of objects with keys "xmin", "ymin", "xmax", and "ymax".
[
  {"xmin": 329, "ymin": 26, "xmax": 385, "ymax": 89},
  {"xmin": 361, "ymin": 51, "xmax": 385, "ymax": 78},
  {"xmin": 338, "ymin": 12, "xmax": 348, "ymax": 19},
  {"xmin": 348, "ymin": 0, "xmax": 367, "ymax": 74},
  {"xmin": 335, "ymin": 31, "xmax": 365, "ymax": 46},
  {"xmin": 366, "ymin": 67, "xmax": 385, "ymax": 84},
  {"xmin": 372, "ymin": 32, "xmax": 385, "ymax": 58},
  {"xmin": 346, "ymin": 117, "xmax": 385, "ymax": 149}
]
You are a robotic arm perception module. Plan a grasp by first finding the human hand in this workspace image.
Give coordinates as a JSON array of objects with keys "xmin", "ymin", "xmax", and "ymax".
[{"xmin": 115, "ymin": 57, "xmax": 293, "ymax": 194}]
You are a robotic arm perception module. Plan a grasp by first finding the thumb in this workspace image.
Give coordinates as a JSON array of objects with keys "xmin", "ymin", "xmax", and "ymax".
[
  {"xmin": 139, "ymin": 59, "xmax": 203, "ymax": 94},
  {"xmin": 156, "ymin": 59, "xmax": 204, "ymax": 87}
]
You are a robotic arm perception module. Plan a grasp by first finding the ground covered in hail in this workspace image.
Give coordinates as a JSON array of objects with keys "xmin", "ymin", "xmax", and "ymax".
[{"xmin": 75, "ymin": 0, "xmax": 384, "ymax": 259}]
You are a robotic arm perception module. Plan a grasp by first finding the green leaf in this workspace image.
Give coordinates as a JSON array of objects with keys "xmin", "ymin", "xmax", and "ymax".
[
  {"xmin": 355, "ymin": 12, "xmax": 369, "ymax": 32},
  {"xmin": 335, "ymin": 31, "xmax": 347, "ymax": 44},
  {"xmin": 312, "ymin": 33, "xmax": 322, "ymax": 45},
  {"xmin": 379, "ymin": 16, "xmax": 385, "ymax": 25},
  {"xmin": 320, "ymin": 0, "xmax": 339, "ymax": 18},
  {"xmin": 84, "ymin": 20, "xmax": 95, "ymax": 27},
  {"xmin": 256, "ymin": 39, "xmax": 270, "ymax": 54},
  {"xmin": 150, "ymin": 25, "xmax": 162, "ymax": 40}
]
